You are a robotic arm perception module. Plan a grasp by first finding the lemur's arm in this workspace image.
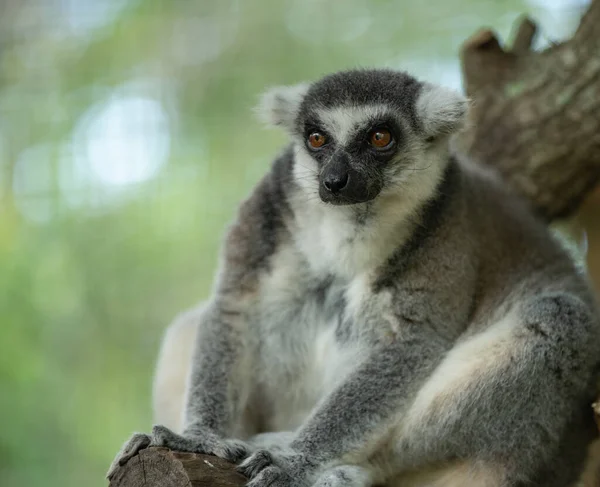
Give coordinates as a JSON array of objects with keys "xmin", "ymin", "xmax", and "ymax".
[
  {"xmin": 239, "ymin": 293, "xmax": 599, "ymax": 487},
  {"xmin": 180, "ymin": 160, "xmax": 289, "ymax": 441},
  {"xmin": 171, "ymin": 298, "xmax": 255, "ymax": 439},
  {"xmin": 291, "ymin": 333, "xmax": 447, "ymax": 463},
  {"xmin": 237, "ymin": 325, "xmax": 451, "ymax": 485},
  {"xmin": 107, "ymin": 177, "xmax": 280, "ymax": 478},
  {"xmin": 106, "ymin": 296, "xmax": 258, "ymax": 481}
]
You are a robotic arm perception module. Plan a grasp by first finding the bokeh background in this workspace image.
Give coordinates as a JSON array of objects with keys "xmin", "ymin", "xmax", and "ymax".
[{"xmin": 0, "ymin": 1, "xmax": 598, "ymax": 486}]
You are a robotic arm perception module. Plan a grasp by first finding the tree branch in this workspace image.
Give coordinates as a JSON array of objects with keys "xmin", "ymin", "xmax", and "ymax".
[
  {"xmin": 457, "ymin": 0, "xmax": 600, "ymax": 220},
  {"xmin": 511, "ymin": 16, "xmax": 537, "ymax": 54}
]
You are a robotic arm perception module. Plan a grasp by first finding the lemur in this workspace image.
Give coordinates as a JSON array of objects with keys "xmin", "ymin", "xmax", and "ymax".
[{"xmin": 108, "ymin": 69, "xmax": 600, "ymax": 487}]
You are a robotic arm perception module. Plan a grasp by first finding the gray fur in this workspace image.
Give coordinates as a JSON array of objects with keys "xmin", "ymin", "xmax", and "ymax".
[{"xmin": 108, "ymin": 69, "xmax": 600, "ymax": 487}]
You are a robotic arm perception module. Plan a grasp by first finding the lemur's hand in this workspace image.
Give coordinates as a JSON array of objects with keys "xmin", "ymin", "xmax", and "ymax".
[
  {"xmin": 106, "ymin": 424, "xmax": 250, "ymax": 479},
  {"xmin": 238, "ymin": 448, "xmax": 317, "ymax": 487}
]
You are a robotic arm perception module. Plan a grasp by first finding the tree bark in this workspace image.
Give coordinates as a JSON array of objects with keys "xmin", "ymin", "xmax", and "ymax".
[
  {"xmin": 456, "ymin": 0, "xmax": 600, "ymax": 221},
  {"xmin": 108, "ymin": 1, "xmax": 600, "ymax": 485}
]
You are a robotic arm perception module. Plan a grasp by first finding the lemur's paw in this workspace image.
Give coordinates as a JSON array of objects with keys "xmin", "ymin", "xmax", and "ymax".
[
  {"xmin": 240, "ymin": 449, "xmax": 315, "ymax": 487},
  {"xmin": 245, "ymin": 465, "xmax": 296, "ymax": 487},
  {"xmin": 237, "ymin": 449, "xmax": 275, "ymax": 477},
  {"xmin": 106, "ymin": 432, "xmax": 152, "ymax": 479},
  {"xmin": 107, "ymin": 425, "xmax": 251, "ymax": 478},
  {"xmin": 215, "ymin": 438, "xmax": 252, "ymax": 463},
  {"xmin": 152, "ymin": 424, "xmax": 250, "ymax": 463}
]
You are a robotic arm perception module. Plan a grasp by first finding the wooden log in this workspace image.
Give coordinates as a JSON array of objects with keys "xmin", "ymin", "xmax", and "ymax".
[{"xmin": 108, "ymin": 448, "xmax": 247, "ymax": 487}]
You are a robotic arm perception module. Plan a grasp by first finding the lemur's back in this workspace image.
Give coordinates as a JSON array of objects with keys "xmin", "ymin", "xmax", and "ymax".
[{"xmin": 450, "ymin": 157, "xmax": 594, "ymax": 313}]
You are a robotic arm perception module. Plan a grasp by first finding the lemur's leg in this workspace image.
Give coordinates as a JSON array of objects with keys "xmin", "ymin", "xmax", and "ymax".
[
  {"xmin": 381, "ymin": 462, "xmax": 502, "ymax": 487},
  {"xmin": 392, "ymin": 294, "xmax": 598, "ymax": 486}
]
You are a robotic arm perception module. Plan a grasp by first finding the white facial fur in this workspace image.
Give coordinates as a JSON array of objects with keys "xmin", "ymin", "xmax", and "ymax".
[{"xmin": 314, "ymin": 104, "xmax": 391, "ymax": 146}]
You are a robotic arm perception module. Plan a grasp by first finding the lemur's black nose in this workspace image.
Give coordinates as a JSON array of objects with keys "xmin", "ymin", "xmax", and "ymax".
[{"xmin": 323, "ymin": 172, "xmax": 349, "ymax": 194}]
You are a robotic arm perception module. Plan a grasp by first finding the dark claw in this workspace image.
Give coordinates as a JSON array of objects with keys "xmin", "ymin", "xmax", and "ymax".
[{"xmin": 224, "ymin": 441, "xmax": 250, "ymax": 463}]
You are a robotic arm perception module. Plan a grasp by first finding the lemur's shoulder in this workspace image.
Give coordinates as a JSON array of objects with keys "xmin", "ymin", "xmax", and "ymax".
[
  {"xmin": 451, "ymin": 155, "xmax": 590, "ymax": 297},
  {"xmin": 218, "ymin": 146, "xmax": 295, "ymax": 291},
  {"xmin": 454, "ymin": 154, "xmax": 559, "ymax": 250}
]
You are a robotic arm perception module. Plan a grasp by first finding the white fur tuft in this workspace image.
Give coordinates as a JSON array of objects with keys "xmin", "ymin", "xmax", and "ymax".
[
  {"xmin": 416, "ymin": 83, "xmax": 469, "ymax": 138},
  {"xmin": 255, "ymin": 83, "xmax": 310, "ymax": 130}
]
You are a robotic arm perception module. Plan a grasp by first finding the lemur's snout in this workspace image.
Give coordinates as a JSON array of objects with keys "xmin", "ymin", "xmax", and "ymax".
[
  {"xmin": 319, "ymin": 158, "xmax": 375, "ymax": 205},
  {"xmin": 322, "ymin": 171, "xmax": 349, "ymax": 194},
  {"xmin": 319, "ymin": 153, "xmax": 369, "ymax": 204}
]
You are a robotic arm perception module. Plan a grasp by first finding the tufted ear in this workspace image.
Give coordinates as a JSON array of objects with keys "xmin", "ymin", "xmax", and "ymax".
[
  {"xmin": 416, "ymin": 83, "xmax": 470, "ymax": 139},
  {"xmin": 255, "ymin": 83, "xmax": 310, "ymax": 131}
]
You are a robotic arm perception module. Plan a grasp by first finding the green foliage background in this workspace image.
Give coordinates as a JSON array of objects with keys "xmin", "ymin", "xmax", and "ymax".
[{"xmin": 0, "ymin": 1, "xmax": 588, "ymax": 486}]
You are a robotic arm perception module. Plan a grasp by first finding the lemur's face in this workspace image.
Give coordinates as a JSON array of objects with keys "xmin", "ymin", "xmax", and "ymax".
[
  {"xmin": 258, "ymin": 69, "xmax": 468, "ymax": 206},
  {"xmin": 296, "ymin": 104, "xmax": 413, "ymax": 205}
]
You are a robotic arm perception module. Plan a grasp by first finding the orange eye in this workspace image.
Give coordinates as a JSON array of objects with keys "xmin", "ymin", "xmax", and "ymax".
[
  {"xmin": 308, "ymin": 132, "xmax": 327, "ymax": 149},
  {"xmin": 370, "ymin": 129, "xmax": 392, "ymax": 148}
]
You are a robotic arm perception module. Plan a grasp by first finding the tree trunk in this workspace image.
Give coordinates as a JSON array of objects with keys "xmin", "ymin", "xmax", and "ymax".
[
  {"xmin": 108, "ymin": 1, "xmax": 600, "ymax": 485},
  {"xmin": 456, "ymin": 0, "xmax": 600, "ymax": 221}
]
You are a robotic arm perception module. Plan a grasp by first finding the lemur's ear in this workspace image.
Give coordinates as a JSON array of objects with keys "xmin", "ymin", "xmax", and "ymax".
[
  {"xmin": 416, "ymin": 83, "xmax": 469, "ymax": 139},
  {"xmin": 255, "ymin": 83, "xmax": 310, "ymax": 131}
]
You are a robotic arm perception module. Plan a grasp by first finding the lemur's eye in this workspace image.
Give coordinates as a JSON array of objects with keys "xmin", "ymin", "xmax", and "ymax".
[
  {"xmin": 369, "ymin": 129, "xmax": 392, "ymax": 148},
  {"xmin": 308, "ymin": 132, "xmax": 327, "ymax": 149}
]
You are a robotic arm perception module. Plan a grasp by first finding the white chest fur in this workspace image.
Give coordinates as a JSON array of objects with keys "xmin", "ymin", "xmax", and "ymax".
[
  {"xmin": 255, "ymin": 245, "xmax": 362, "ymax": 431},
  {"xmin": 288, "ymin": 185, "xmax": 414, "ymax": 281}
]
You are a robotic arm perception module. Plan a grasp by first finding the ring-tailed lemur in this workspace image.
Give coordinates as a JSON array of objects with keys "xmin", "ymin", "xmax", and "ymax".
[{"xmin": 108, "ymin": 69, "xmax": 600, "ymax": 487}]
